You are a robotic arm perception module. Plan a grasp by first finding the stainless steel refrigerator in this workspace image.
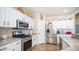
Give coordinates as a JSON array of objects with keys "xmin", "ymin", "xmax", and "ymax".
[{"xmin": 45, "ymin": 22, "xmax": 57, "ymax": 44}]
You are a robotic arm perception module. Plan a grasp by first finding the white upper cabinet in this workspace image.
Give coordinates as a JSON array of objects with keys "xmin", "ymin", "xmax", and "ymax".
[
  {"xmin": 0, "ymin": 7, "xmax": 32, "ymax": 28},
  {"xmin": 5, "ymin": 8, "xmax": 17, "ymax": 27},
  {"xmin": 0, "ymin": 7, "xmax": 17, "ymax": 28},
  {"xmin": 27, "ymin": 17, "xmax": 33, "ymax": 29},
  {"xmin": 15, "ymin": 10, "xmax": 24, "ymax": 21},
  {"xmin": 0, "ymin": 8, "xmax": 5, "ymax": 27},
  {"xmin": 14, "ymin": 9, "xmax": 33, "ymax": 29}
]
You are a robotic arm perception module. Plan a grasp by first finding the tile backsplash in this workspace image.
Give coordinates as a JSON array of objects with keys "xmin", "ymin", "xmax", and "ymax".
[
  {"xmin": 0, "ymin": 27, "xmax": 12, "ymax": 37},
  {"xmin": 0, "ymin": 27, "xmax": 30, "ymax": 38}
]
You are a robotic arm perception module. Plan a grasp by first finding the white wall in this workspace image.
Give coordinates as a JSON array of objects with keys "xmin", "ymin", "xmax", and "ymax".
[
  {"xmin": 31, "ymin": 12, "xmax": 46, "ymax": 45},
  {"xmin": 37, "ymin": 20, "xmax": 46, "ymax": 44}
]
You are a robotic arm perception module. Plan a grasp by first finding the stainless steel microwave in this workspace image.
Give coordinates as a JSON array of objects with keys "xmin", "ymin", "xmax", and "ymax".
[{"xmin": 16, "ymin": 20, "xmax": 29, "ymax": 29}]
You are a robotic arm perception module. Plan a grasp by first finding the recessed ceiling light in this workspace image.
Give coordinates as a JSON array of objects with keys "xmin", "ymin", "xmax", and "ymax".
[{"xmin": 64, "ymin": 9, "xmax": 68, "ymax": 13}]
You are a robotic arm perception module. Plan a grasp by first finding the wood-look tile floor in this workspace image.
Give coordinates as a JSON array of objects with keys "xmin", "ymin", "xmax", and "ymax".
[{"xmin": 32, "ymin": 43, "xmax": 60, "ymax": 51}]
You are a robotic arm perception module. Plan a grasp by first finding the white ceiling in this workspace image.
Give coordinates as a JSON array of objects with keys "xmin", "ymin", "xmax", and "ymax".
[{"xmin": 26, "ymin": 7, "xmax": 79, "ymax": 16}]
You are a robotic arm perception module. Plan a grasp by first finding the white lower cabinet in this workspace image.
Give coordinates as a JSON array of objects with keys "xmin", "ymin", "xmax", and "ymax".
[
  {"xmin": 10, "ymin": 40, "xmax": 21, "ymax": 51},
  {"xmin": 0, "ymin": 44, "xmax": 12, "ymax": 51},
  {"xmin": 0, "ymin": 40, "xmax": 21, "ymax": 51},
  {"xmin": 32, "ymin": 35, "xmax": 37, "ymax": 47}
]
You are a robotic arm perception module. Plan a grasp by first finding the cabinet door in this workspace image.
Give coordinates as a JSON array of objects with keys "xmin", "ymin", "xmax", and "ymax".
[
  {"xmin": 0, "ymin": 8, "xmax": 6, "ymax": 27},
  {"xmin": 0, "ymin": 7, "xmax": 10, "ymax": 27},
  {"xmin": 14, "ymin": 41, "xmax": 21, "ymax": 51},
  {"xmin": 16, "ymin": 10, "xmax": 26, "ymax": 21},
  {"xmin": 5, "ymin": 8, "xmax": 17, "ymax": 28},
  {"xmin": 0, "ymin": 7, "xmax": 17, "ymax": 28},
  {"xmin": 12, "ymin": 40, "xmax": 21, "ymax": 51},
  {"xmin": 32, "ymin": 35, "xmax": 37, "ymax": 47},
  {"xmin": 28, "ymin": 17, "xmax": 33, "ymax": 29}
]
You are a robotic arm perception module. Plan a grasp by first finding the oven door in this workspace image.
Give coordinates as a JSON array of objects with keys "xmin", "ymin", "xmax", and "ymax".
[{"xmin": 22, "ymin": 39, "xmax": 32, "ymax": 51}]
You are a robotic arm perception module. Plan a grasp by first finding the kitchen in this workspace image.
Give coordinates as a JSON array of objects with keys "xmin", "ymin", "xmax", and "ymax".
[{"xmin": 0, "ymin": 7, "xmax": 79, "ymax": 51}]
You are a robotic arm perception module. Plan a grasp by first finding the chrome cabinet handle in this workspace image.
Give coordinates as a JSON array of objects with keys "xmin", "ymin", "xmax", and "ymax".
[
  {"xmin": 7, "ymin": 21, "xmax": 9, "ymax": 26},
  {"xmin": 13, "ymin": 49, "xmax": 15, "ymax": 51},
  {"xmin": 4, "ymin": 21, "xmax": 5, "ymax": 26},
  {"xmin": 34, "ymin": 39, "xmax": 36, "ymax": 40}
]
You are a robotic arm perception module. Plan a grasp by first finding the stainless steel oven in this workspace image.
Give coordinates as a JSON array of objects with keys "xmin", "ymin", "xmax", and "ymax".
[
  {"xmin": 22, "ymin": 37, "xmax": 32, "ymax": 51},
  {"xmin": 12, "ymin": 31, "xmax": 32, "ymax": 51},
  {"xmin": 16, "ymin": 20, "xmax": 29, "ymax": 29}
]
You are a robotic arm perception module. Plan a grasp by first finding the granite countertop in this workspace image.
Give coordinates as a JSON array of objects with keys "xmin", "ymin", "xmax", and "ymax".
[
  {"xmin": 59, "ymin": 35, "xmax": 79, "ymax": 51},
  {"xmin": 0, "ymin": 37, "xmax": 22, "ymax": 46}
]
